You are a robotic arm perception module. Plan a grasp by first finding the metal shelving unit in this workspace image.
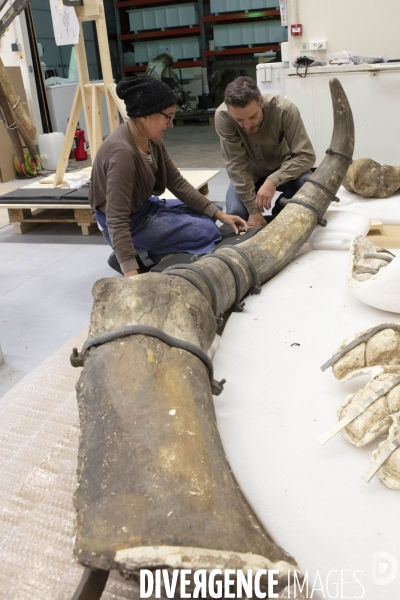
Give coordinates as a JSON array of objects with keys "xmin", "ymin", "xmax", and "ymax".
[
  {"xmin": 202, "ymin": 7, "xmax": 284, "ymax": 60},
  {"xmin": 202, "ymin": 8, "xmax": 280, "ymax": 22},
  {"xmin": 120, "ymin": 26, "xmax": 202, "ymax": 42},
  {"xmin": 116, "ymin": 0, "xmax": 208, "ymax": 74},
  {"xmin": 205, "ymin": 44, "xmax": 280, "ymax": 57},
  {"xmin": 115, "ymin": 1, "xmax": 286, "ymax": 79},
  {"xmin": 123, "ymin": 60, "xmax": 204, "ymax": 73}
]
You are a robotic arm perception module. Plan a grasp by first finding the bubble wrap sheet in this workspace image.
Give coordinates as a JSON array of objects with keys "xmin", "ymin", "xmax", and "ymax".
[{"xmin": 0, "ymin": 330, "xmax": 140, "ymax": 600}]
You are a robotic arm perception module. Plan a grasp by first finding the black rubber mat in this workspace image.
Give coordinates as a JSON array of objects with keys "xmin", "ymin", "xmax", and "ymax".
[
  {"xmin": 150, "ymin": 225, "xmax": 266, "ymax": 273},
  {"xmin": 0, "ymin": 186, "xmax": 90, "ymax": 205},
  {"xmin": 65, "ymin": 188, "xmax": 89, "ymax": 200}
]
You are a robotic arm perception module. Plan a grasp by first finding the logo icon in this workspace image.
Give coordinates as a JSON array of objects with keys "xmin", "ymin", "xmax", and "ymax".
[{"xmin": 372, "ymin": 552, "xmax": 398, "ymax": 586}]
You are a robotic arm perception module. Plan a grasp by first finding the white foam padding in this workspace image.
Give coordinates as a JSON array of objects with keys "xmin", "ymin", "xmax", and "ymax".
[
  {"xmin": 308, "ymin": 211, "xmax": 371, "ymax": 250},
  {"xmin": 330, "ymin": 186, "xmax": 400, "ymax": 225},
  {"xmin": 348, "ymin": 245, "xmax": 400, "ymax": 314},
  {"xmin": 0, "ymin": 330, "xmax": 141, "ymax": 599},
  {"xmin": 213, "ymin": 249, "xmax": 400, "ymax": 600}
]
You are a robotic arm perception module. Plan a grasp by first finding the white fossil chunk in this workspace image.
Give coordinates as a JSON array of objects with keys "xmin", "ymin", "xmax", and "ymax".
[
  {"xmin": 337, "ymin": 374, "xmax": 400, "ymax": 446},
  {"xmin": 348, "ymin": 236, "xmax": 400, "ymax": 313},
  {"xmin": 372, "ymin": 412, "xmax": 400, "ymax": 490},
  {"xmin": 321, "ymin": 324, "xmax": 400, "ymax": 489},
  {"xmin": 325, "ymin": 323, "xmax": 400, "ymax": 382}
]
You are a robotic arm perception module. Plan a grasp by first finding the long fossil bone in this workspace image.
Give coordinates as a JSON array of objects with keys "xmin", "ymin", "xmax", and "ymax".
[{"xmin": 72, "ymin": 78, "xmax": 354, "ymax": 593}]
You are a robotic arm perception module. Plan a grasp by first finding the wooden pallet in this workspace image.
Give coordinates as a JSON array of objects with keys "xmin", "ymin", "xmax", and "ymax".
[
  {"xmin": 1, "ymin": 169, "xmax": 219, "ymax": 235},
  {"xmin": 8, "ymin": 207, "xmax": 97, "ymax": 235}
]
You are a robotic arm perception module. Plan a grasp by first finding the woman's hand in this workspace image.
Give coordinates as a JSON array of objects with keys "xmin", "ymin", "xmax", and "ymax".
[
  {"xmin": 215, "ymin": 210, "xmax": 248, "ymax": 234},
  {"xmin": 124, "ymin": 269, "xmax": 139, "ymax": 277}
]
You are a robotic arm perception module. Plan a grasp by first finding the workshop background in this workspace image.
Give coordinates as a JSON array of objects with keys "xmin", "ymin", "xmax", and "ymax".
[{"xmin": 1, "ymin": 1, "xmax": 400, "ymax": 598}]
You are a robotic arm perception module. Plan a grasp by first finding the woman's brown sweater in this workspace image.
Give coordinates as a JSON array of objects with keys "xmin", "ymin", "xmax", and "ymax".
[{"xmin": 89, "ymin": 122, "xmax": 217, "ymax": 273}]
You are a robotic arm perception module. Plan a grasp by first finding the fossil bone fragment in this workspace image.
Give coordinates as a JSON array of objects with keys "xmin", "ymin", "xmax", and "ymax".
[
  {"xmin": 319, "ymin": 325, "xmax": 400, "ymax": 445},
  {"xmin": 336, "ymin": 374, "xmax": 400, "ymax": 446},
  {"xmin": 72, "ymin": 78, "xmax": 354, "ymax": 592},
  {"xmin": 320, "ymin": 325, "xmax": 400, "ymax": 489},
  {"xmin": 348, "ymin": 236, "xmax": 400, "ymax": 313},
  {"xmin": 321, "ymin": 323, "xmax": 400, "ymax": 382},
  {"xmin": 368, "ymin": 413, "xmax": 400, "ymax": 489},
  {"xmin": 342, "ymin": 157, "xmax": 400, "ymax": 198}
]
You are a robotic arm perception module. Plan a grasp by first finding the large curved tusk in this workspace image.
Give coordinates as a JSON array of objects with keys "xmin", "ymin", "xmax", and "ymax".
[
  {"xmin": 73, "ymin": 78, "xmax": 354, "ymax": 592},
  {"xmin": 171, "ymin": 77, "xmax": 355, "ymax": 315}
]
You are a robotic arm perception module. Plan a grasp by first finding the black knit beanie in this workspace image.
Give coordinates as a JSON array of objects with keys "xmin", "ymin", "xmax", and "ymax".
[{"xmin": 116, "ymin": 76, "xmax": 179, "ymax": 118}]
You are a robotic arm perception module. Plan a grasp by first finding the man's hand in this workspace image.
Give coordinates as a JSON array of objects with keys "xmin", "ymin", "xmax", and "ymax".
[
  {"xmin": 215, "ymin": 210, "xmax": 248, "ymax": 234},
  {"xmin": 256, "ymin": 178, "xmax": 277, "ymax": 211},
  {"xmin": 124, "ymin": 269, "xmax": 139, "ymax": 277},
  {"xmin": 247, "ymin": 212, "xmax": 267, "ymax": 227}
]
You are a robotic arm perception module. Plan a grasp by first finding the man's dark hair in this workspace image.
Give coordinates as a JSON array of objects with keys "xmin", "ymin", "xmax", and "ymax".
[{"xmin": 224, "ymin": 76, "xmax": 262, "ymax": 108}]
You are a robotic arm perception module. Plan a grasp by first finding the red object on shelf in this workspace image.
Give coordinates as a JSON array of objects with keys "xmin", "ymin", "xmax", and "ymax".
[
  {"xmin": 202, "ymin": 9, "xmax": 279, "ymax": 22},
  {"xmin": 74, "ymin": 128, "xmax": 88, "ymax": 161},
  {"xmin": 291, "ymin": 23, "xmax": 302, "ymax": 36},
  {"xmin": 123, "ymin": 60, "xmax": 204, "ymax": 73},
  {"xmin": 120, "ymin": 26, "xmax": 201, "ymax": 41}
]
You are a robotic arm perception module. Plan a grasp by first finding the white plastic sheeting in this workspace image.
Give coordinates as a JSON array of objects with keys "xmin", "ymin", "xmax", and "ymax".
[
  {"xmin": 329, "ymin": 187, "xmax": 400, "ymax": 225},
  {"xmin": 0, "ymin": 330, "xmax": 141, "ymax": 599},
  {"xmin": 213, "ymin": 248, "xmax": 400, "ymax": 600},
  {"xmin": 308, "ymin": 211, "xmax": 371, "ymax": 251}
]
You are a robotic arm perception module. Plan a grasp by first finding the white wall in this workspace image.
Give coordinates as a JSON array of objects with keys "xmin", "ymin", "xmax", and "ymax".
[
  {"xmin": 286, "ymin": 0, "xmax": 400, "ymax": 63},
  {"xmin": 0, "ymin": 10, "xmax": 43, "ymax": 141}
]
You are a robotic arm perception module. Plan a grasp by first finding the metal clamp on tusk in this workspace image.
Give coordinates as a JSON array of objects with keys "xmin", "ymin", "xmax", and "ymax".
[
  {"xmin": 70, "ymin": 347, "xmax": 84, "ymax": 367},
  {"xmin": 201, "ymin": 252, "xmax": 245, "ymax": 313},
  {"xmin": 318, "ymin": 376, "xmax": 400, "ymax": 445},
  {"xmin": 222, "ymin": 245, "xmax": 262, "ymax": 295},
  {"xmin": 362, "ymin": 434, "xmax": 400, "ymax": 483},
  {"xmin": 163, "ymin": 263, "xmax": 222, "ymax": 325},
  {"xmin": 70, "ymin": 324, "xmax": 226, "ymax": 396},
  {"xmin": 305, "ymin": 178, "xmax": 341, "ymax": 203},
  {"xmin": 163, "ymin": 268, "xmax": 205, "ymax": 298},
  {"xmin": 325, "ymin": 147, "xmax": 353, "ymax": 163},
  {"xmin": 281, "ymin": 197, "xmax": 328, "ymax": 226}
]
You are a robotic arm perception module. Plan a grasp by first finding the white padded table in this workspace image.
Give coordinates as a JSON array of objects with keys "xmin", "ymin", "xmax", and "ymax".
[{"xmin": 213, "ymin": 246, "xmax": 400, "ymax": 599}]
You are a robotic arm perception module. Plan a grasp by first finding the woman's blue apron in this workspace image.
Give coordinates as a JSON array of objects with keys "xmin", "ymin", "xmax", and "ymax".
[{"xmin": 95, "ymin": 196, "xmax": 222, "ymax": 266}]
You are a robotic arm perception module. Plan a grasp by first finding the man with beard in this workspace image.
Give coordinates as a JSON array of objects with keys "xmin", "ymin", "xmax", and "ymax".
[{"xmin": 215, "ymin": 76, "xmax": 316, "ymax": 227}]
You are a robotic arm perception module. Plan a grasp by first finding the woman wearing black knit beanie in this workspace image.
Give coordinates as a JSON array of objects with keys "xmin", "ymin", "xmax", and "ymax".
[{"xmin": 89, "ymin": 76, "xmax": 247, "ymax": 276}]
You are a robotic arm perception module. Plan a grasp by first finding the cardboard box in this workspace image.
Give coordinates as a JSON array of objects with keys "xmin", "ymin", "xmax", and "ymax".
[{"xmin": 0, "ymin": 67, "xmax": 30, "ymax": 183}]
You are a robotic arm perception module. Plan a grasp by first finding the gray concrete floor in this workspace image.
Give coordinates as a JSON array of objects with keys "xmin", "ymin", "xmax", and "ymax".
[
  {"xmin": 0, "ymin": 124, "xmax": 229, "ymax": 399},
  {"xmin": 163, "ymin": 123, "xmax": 225, "ymax": 168}
]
